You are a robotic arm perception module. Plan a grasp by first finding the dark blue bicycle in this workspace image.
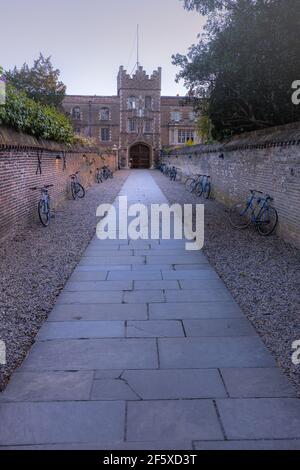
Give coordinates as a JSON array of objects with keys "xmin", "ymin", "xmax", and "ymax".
[{"xmin": 229, "ymin": 190, "xmax": 278, "ymax": 236}]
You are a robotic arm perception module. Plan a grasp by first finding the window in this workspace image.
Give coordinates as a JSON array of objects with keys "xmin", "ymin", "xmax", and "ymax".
[
  {"xmin": 178, "ymin": 129, "xmax": 194, "ymax": 144},
  {"xmin": 99, "ymin": 107, "xmax": 110, "ymax": 121},
  {"xmin": 75, "ymin": 128, "xmax": 81, "ymax": 135},
  {"xmin": 127, "ymin": 97, "xmax": 137, "ymax": 110},
  {"xmin": 170, "ymin": 128, "xmax": 176, "ymax": 144},
  {"xmin": 100, "ymin": 127, "xmax": 110, "ymax": 142},
  {"xmin": 128, "ymin": 118, "xmax": 136, "ymax": 132},
  {"xmin": 171, "ymin": 111, "xmax": 181, "ymax": 122},
  {"xmin": 144, "ymin": 120, "xmax": 152, "ymax": 133},
  {"xmin": 189, "ymin": 111, "xmax": 197, "ymax": 122},
  {"xmin": 72, "ymin": 107, "xmax": 81, "ymax": 120},
  {"xmin": 145, "ymin": 96, "xmax": 152, "ymax": 109}
]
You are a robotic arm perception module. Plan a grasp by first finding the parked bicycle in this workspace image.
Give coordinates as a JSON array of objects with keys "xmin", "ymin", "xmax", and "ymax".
[
  {"xmin": 70, "ymin": 171, "xmax": 85, "ymax": 200},
  {"xmin": 96, "ymin": 168, "xmax": 103, "ymax": 184},
  {"xmin": 184, "ymin": 174, "xmax": 202, "ymax": 193},
  {"xmin": 30, "ymin": 184, "xmax": 54, "ymax": 227},
  {"xmin": 169, "ymin": 166, "xmax": 178, "ymax": 181},
  {"xmin": 229, "ymin": 190, "xmax": 278, "ymax": 236},
  {"xmin": 96, "ymin": 166, "xmax": 113, "ymax": 183},
  {"xmin": 197, "ymin": 175, "xmax": 211, "ymax": 199},
  {"xmin": 102, "ymin": 166, "xmax": 114, "ymax": 180}
]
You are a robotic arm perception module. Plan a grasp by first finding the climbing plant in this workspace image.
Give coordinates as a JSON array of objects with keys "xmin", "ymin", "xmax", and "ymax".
[{"xmin": 0, "ymin": 84, "xmax": 74, "ymax": 143}]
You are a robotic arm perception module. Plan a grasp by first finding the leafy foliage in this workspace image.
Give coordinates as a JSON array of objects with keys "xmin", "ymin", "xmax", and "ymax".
[
  {"xmin": 0, "ymin": 84, "xmax": 74, "ymax": 143},
  {"xmin": 174, "ymin": 0, "xmax": 300, "ymax": 139},
  {"xmin": 73, "ymin": 135, "xmax": 98, "ymax": 148},
  {"xmin": 5, "ymin": 54, "xmax": 66, "ymax": 109}
]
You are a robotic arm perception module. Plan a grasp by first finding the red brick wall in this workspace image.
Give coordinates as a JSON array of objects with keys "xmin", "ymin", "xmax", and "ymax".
[{"xmin": 0, "ymin": 149, "xmax": 117, "ymax": 240}]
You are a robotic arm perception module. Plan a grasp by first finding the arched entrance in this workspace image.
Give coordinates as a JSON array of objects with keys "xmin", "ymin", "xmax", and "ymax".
[{"xmin": 129, "ymin": 143, "xmax": 151, "ymax": 169}]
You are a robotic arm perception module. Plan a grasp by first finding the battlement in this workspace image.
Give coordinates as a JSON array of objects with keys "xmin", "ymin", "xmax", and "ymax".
[{"xmin": 117, "ymin": 65, "xmax": 161, "ymax": 93}]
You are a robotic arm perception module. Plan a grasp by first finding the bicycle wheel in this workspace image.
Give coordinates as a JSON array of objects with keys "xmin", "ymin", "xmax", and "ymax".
[
  {"xmin": 229, "ymin": 203, "xmax": 252, "ymax": 229},
  {"xmin": 195, "ymin": 182, "xmax": 203, "ymax": 197},
  {"xmin": 71, "ymin": 182, "xmax": 77, "ymax": 200},
  {"xmin": 257, "ymin": 206, "xmax": 278, "ymax": 236},
  {"xmin": 185, "ymin": 178, "xmax": 194, "ymax": 191},
  {"xmin": 76, "ymin": 183, "xmax": 85, "ymax": 199},
  {"xmin": 203, "ymin": 183, "xmax": 211, "ymax": 200},
  {"xmin": 38, "ymin": 200, "xmax": 50, "ymax": 227}
]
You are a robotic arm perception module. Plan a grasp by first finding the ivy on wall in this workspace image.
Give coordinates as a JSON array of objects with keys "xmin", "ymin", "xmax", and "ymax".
[{"xmin": 0, "ymin": 84, "xmax": 74, "ymax": 144}]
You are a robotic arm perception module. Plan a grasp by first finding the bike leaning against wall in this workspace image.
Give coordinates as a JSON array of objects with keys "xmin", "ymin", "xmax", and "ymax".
[
  {"xmin": 229, "ymin": 190, "xmax": 278, "ymax": 236},
  {"xmin": 30, "ymin": 184, "xmax": 54, "ymax": 227},
  {"xmin": 70, "ymin": 171, "xmax": 85, "ymax": 200}
]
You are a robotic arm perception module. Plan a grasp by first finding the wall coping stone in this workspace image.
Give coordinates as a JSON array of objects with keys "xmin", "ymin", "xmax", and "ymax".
[
  {"xmin": 167, "ymin": 121, "xmax": 300, "ymax": 156},
  {"xmin": 0, "ymin": 125, "xmax": 99, "ymax": 154}
]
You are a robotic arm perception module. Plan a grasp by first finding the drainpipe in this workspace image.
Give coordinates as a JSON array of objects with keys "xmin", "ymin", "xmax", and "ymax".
[{"xmin": 88, "ymin": 100, "xmax": 92, "ymax": 138}]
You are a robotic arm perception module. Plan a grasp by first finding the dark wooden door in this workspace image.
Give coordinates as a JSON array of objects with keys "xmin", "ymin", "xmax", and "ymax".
[{"xmin": 130, "ymin": 144, "xmax": 150, "ymax": 169}]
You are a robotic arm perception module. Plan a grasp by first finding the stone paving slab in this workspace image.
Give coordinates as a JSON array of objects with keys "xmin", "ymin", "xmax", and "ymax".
[
  {"xmin": 0, "ymin": 401, "xmax": 125, "ymax": 446},
  {"xmin": 122, "ymin": 369, "xmax": 227, "ymax": 399},
  {"xmin": 108, "ymin": 271, "xmax": 163, "ymax": 280},
  {"xmin": 165, "ymin": 289, "xmax": 233, "ymax": 302},
  {"xmin": 84, "ymin": 249, "xmax": 134, "ymax": 257},
  {"xmin": 20, "ymin": 339, "xmax": 158, "ymax": 371},
  {"xmin": 49, "ymin": 304, "xmax": 148, "ymax": 322},
  {"xmin": 174, "ymin": 264, "xmax": 214, "ymax": 270},
  {"xmin": 91, "ymin": 379, "xmax": 139, "ymax": 401},
  {"xmin": 134, "ymin": 280, "xmax": 179, "ymax": 290},
  {"xmin": 57, "ymin": 291, "xmax": 124, "ymax": 304},
  {"xmin": 162, "ymin": 270, "xmax": 219, "ymax": 280},
  {"xmin": 126, "ymin": 400, "xmax": 224, "ymax": 442},
  {"xmin": 37, "ymin": 321, "xmax": 125, "ymax": 340},
  {"xmin": 179, "ymin": 279, "xmax": 228, "ymax": 290},
  {"xmin": 221, "ymin": 368, "xmax": 297, "ymax": 398},
  {"xmin": 183, "ymin": 318, "xmax": 256, "ymax": 337},
  {"xmin": 217, "ymin": 398, "xmax": 300, "ymax": 439},
  {"xmin": 64, "ymin": 281, "xmax": 133, "ymax": 292},
  {"xmin": 124, "ymin": 290, "xmax": 165, "ymax": 304},
  {"xmin": 0, "ymin": 371, "xmax": 94, "ymax": 402},
  {"xmin": 132, "ymin": 264, "xmax": 173, "ymax": 271},
  {"xmin": 69, "ymin": 271, "xmax": 108, "ymax": 282},
  {"xmin": 76, "ymin": 265, "xmax": 132, "ymax": 272},
  {"xmin": 150, "ymin": 302, "xmax": 243, "ymax": 319},
  {"xmin": 80, "ymin": 256, "xmax": 145, "ymax": 266},
  {"xmin": 147, "ymin": 255, "xmax": 208, "ymax": 265},
  {"xmin": 158, "ymin": 337, "xmax": 275, "ymax": 368},
  {"xmin": 126, "ymin": 320, "xmax": 184, "ymax": 338},
  {"xmin": 194, "ymin": 440, "xmax": 300, "ymax": 450}
]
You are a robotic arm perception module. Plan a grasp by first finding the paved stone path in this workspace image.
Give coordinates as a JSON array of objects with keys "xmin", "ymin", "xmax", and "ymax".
[{"xmin": 1, "ymin": 170, "xmax": 300, "ymax": 450}]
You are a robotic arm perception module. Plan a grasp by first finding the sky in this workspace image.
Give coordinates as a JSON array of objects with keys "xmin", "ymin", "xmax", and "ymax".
[{"xmin": 0, "ymin": 0, "xmax": 205, "ymax": 96}]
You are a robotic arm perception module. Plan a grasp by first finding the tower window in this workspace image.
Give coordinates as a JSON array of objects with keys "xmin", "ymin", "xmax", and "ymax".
[
  {"xmin": 127, "ymin": 97, "xmax": 137, "ymax": 110},
  {"xmin": 99, "ymin": 107, "xmax": 110, "ymax": 121},
  {"xmin": 144, "ymin": 120, "xmax": 152, "ymax": 133},
  {"xmin": 128, "ymin": 118, "xmax": 136, "ymax": 132},
  {"xmin": 145, "ymin": 96, "xmax": 152, "ymax": 109},
  {"xmin": 100, "ymin": 127, "xmax": 110, "ymax": 142},
  {"xmin": 72, "ymin": 107, "xmax": 82, "ymax": 120}
]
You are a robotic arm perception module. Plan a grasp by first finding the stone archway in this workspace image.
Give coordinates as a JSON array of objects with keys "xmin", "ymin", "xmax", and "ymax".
[{"xmin": 129, "ymin": 143, "xmax": 151, "ymax": 169}]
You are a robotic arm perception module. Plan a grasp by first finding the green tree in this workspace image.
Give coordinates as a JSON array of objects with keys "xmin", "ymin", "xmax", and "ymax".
[
  {"xmin": 6, "ymin": 53, "xmax": 66, "ymax": 109},
  {"xmin": 174, "ymin": 0, "xmax": 300, "ymax": 139}
]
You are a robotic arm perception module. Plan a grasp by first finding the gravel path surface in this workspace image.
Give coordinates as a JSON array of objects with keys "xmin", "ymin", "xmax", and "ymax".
[
  {"xmin": 0, "ymin": 171, "xmax": 130, "ymax": 391},
  {"xmin": 152, "ymin": 170, "xmax": 300, "ymax": 394}
]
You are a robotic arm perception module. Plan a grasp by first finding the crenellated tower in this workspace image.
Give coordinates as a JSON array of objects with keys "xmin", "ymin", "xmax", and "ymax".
[{"xmin": 117, "ymin": 65, "xmax": 162, "ymax": 168}]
